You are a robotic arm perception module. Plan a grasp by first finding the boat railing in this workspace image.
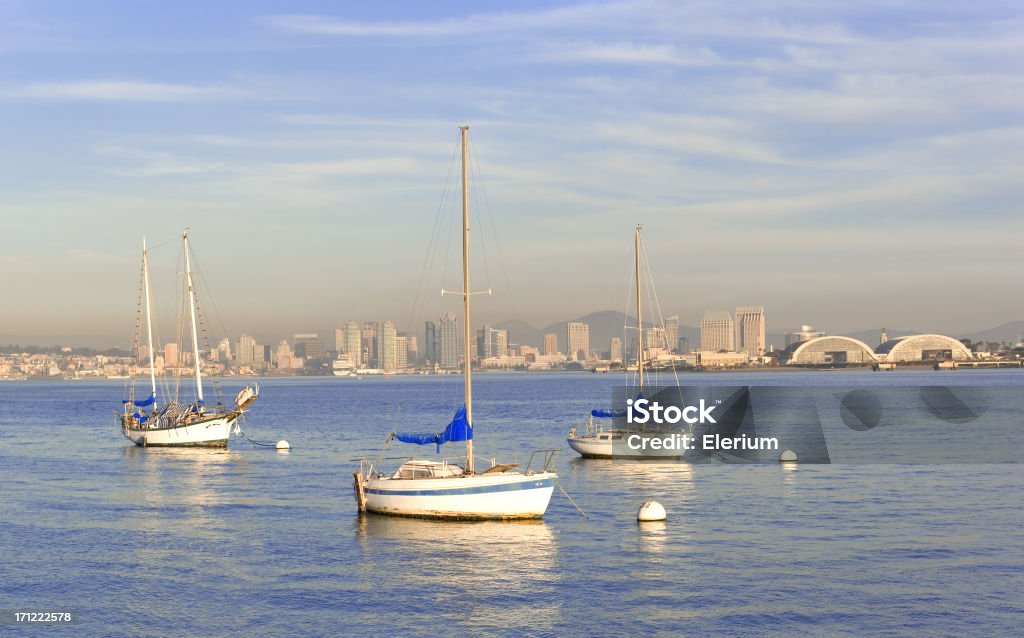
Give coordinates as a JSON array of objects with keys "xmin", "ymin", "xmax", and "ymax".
[{"xmin": 524, "ymin": 449, "xmax": 559, "ymax": 474}]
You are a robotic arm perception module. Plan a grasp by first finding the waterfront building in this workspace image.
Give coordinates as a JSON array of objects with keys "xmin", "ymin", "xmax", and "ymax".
[
  {"xmin": 217, "ymin": 338, "xmax": 232, "ymax": 363},
  {"xmin": 406, "ymin": 335, "xmax": 418, "ymax": 365},
  {"xmin": 785, "ymin": 325, "xmax": 827, "ymax": 348},
  {"xmin": 395, "ymin": 335, "xmax": 408, "ymax": 369},
  {"xmin": 678, "ymin": 336, "xmax": 690, "ymax": 353},
  {"xmin": 362, "ymin": 322, "xmax": 379, "ymax": 368},
  {"xmin": 424, "ymin": 321, "xmax": 438, "ymax": 365},
  {"xmin": 783, "ymin": 336, "xmax": 876, "ymax": 365},
  {"xmin": 874, "ymin": 335, "xmax": 974, "ymax": 363},
  {"xmin": 344, "ymin": 320, "xmax": 361, "ymax": 365},
  {"xmin": 665, "ymin": 316, "xmax": 679, "ymax": 353},
  {"xmin": 700, "ymin": 311, "xmax": 735, "ymax": 352},
  {"xmin": 567, "ymin": 322, "xmax": 590, "ymax": 361},
  {"xmin": 275, "ymin": 339, "xmax": 293, "ymax": 369},
  {"xmin": 735, "ymin": 306, "xmax": 766, "ymax": 357},
  {"xmin": 543, "ymin": 333, "xmax": 558, "ymax": 356},
  {"xmin": 439, "ymin": 312, "xmax": 459, "ymax": 369},
  {"xmin": 609, "ymin": 337, "xmax": 623, "ymax": 363},
  {"xmin": 164, "ymin": 342, "xmax": 178, "ymax": 367},
  {"xmin": 237, "ymin": 334, "xmax": 257, "ymax": 365},
  {"xmin": 381, "ymin": 321, "xmax": 397, "ymax": 371},
  {"xmin": 294, "ymin": 333, "xmax": 325, "ymax": 360}
]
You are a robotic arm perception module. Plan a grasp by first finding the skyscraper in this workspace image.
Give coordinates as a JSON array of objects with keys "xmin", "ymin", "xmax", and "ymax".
[
  {"xmin": 735, "ymin": 306, "xmax": 766, "ymax": 357},
  {"xmin": 237, "ymin": 334, "xmax": 256, "ymax": 365},
  {"xmin": 293, "ymin": 333, "xmax": 325, "ymax": 360},
  {"xmin": 567, "ymin": 322, "xmax": 590, "ymax": 361},
  {"xmin": 361, "ymin": 322, "xmax": 379, "ymax": 368},
  {"xmin": 665, "ymin": 315, "xmax": 679, "ymax": 353},
  {"xmin": 543, "ymin": 333, "xmax": 558, "ymax": 356},
  {"xmin": 275, "ymin": 339, "xmax": 293, "ymax": 369},
  {"xmin": 395, "ymin": 335, "xmax": 408, "ymax": 369},
  {"xmin": 344, "ymin": 320, "xmax": 361, "ymax": 366},
  {"xmin": 381, "ymin": 321, "xmax": 397, "ymax": 371},
  {"xmin": 439, "ymin": 312, "xmax": 459, "ymax": 370},
  {"xmin": 610, "ymin": 337, "xmax": 623, "ymax": 363},
  {"xmin": 424, "ymin": 321, "xmax": 437, "ymax": 365},
  {"xmin": 406, "ymin": 335, "xmax": 418, "ymax": 365},
  {"xmin": 700, "ymin": 312, "xmax": 735, "ymax": 352},
  {"xmin": 164, "ymin": 342, "xmax": 178, "ymax": 367}
]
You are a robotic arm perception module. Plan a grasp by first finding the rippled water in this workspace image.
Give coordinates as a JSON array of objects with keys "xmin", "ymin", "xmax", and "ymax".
[{"xmin": 1, "ymin": 371, "xmax": 1022, "ymax": 636}]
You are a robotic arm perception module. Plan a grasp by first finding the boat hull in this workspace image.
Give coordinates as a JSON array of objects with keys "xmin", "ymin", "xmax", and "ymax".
[
  {"xmin": 567, "ymin": 434, "xmax": 683, "ymax": 460},
  {"xmin": 360, "ymin": 472, "xmax": 557, "ymax": 520},
  {"xmin": 123, "ymin": 414, "xmax": 236, "ymax": 447}
]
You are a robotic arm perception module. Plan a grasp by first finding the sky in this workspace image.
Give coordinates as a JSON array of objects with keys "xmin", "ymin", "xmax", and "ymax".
[{"xmin": 1, "ymin": 0, "xmax": 1021, "ymax": 345}]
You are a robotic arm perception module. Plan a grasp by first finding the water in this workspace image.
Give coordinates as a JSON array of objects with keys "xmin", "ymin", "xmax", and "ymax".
[{"xmin": 2, "ymin": 371, "xmax": 1022, "ymax": 636}]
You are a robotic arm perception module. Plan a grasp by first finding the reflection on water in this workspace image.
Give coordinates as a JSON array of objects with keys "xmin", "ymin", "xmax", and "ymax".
[{"xmin": 355, "ymin": 516, "xmax": 560, "ymax": 634}]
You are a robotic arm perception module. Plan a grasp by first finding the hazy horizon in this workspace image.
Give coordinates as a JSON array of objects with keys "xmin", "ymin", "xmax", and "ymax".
[{"xmin": 2, "ymin": 2, "xmax": 1021, "ymax": 339}]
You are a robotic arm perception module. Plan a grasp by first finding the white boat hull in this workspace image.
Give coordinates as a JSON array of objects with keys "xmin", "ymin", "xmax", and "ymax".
[
  {"xmin": 123, "ymin": 414, "xmax": 236, "ymax": 447},
  {"xmin": 567, "ymin": 434, "xmax": 682, "ymax": 460},
  {"xmin": 359, "ymin": 471, "xmax": 557, "ymax": 520}
]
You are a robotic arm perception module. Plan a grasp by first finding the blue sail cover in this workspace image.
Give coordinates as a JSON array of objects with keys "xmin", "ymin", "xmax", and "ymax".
[
  {"xmin": 396, "ymin": 405, "xmax": 473, "ymax": 453},
  {"xmin": 592, "ymin": 409, "xmax": 626, "ymax": 418},
  {"xmin": 123, "ymin": 393, "xmax": 156, "ymax": 407}
]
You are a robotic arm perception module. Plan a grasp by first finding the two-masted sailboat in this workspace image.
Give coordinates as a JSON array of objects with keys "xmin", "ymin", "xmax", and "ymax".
[
  {"xmin": 353, "ymin": 127, "xmax": 558, "ymax": 519},
  {"xmin": 119, "ymin": 230, "xmax": 258, "ymax": 447},
  {"xmin": 567, "ymin": 225, "xmax": 683, "ymax": 459}
]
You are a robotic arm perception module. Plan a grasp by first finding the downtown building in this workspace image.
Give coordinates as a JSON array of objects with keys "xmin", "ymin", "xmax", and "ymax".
[
  {"xmin": 567, "ymin": 322, "xmax": 590, "ymax": 361},
  {"xmin": 734, "ymin": 306, "xmax": 766, "ymax": 357},
  {"xmin": 438, "ymin": 312, "xmax": 459, "ymax": 370},
  {"xmin": 700, "ymin": 311, "xmax": 735, "ymax": 352}
]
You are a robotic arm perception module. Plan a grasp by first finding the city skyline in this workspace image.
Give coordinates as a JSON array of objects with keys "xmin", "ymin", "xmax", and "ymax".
[{"xmin": 1, "ymin": 2, "xmax": 1021, "ymax": 338}]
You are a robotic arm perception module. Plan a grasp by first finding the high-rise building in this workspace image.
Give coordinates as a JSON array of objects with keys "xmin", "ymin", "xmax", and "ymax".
[
  {"xmin": 335, "ymin": 327, "xmax": 344, "ymax": 353},
  {"xmin": 610, "ymin": 337, "xmax": 623, "ymax": 363},
  {"xmin": 343, "ymin": 320, "xmax": 361, "ymax": 366},
  {"xmin": 701, "ymin": 312, "xmax": 735, "ymax": 352},
  {"xmin": 543, "ymin": 333, "xmax": 558, "ymax": 356},
  {"xmin": 567, "ymin": 322, "xmax": 590, "ymax": 361},
  {"xmin": 645, "ymin": 326, "xmax": 667, "ymax": 352},
  {"xmin": 665, "ymin": 316, "xmax": 679, "ymax": 353},
  {"xmin": 293, "ymin": 333, "xmax": 325, "ymax": 360},
  {"xmin": 735, "ymin": 306, "xmax": 766, "ymax": 357},
  {"xmin": 275, "ymin": 339, "xmax": 293, "ymax": 369},
  {"xmin": 362, "ymin": 322, "xmax": 379, "ymax": 368},
  {"xmin": 218, "ymin": 338, "xmax": 232, "ymax": 363},
  {"xmin": 395, "ymin": 335, "xmax": 408, "ymax": 369},
  {"xmin": 439, "ymin": 312, "xmax": 459, "ymax": 370},
  {"xmin": 406, "ymin": 335, "xmax": 418, "ymax": 365},
  {"xmin": 495, "ymin": 329, "xmax": 508, "ymax": 357},
  {"xmin": 381, "ymin": 321, "xmax": 397, "ymax": 371},
  {"xmin": 785, "ymin": 325, "xmax": 826, "ymax": 348},
  {"xmin": 164, "ymin": 342, "xmax": 178, "ymax": 367},
  {"xmin": 678, "ymin": 336, "xmax": 690, "ymax": 353},
  {"xmin": 237, "ymin": 334, "xmax": 257, "ymax": 365},
  {"xmin": 424, "ymin": 321, "xmax": 438, "ymax": 365}
]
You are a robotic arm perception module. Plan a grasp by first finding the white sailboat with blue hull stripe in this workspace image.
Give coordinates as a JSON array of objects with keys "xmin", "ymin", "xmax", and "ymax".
[{"xmin": 353, "ymin": 126, "xmax": 558, "ymax": 520}]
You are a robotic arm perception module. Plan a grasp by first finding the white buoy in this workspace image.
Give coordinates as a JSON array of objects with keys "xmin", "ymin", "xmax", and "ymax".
[
  {"xmin": 637, "ymin": 499, "xmax": 667, "ymax": 522},
  {"xmin": 779, "ymin": 448, "xmax": 797, "ymax": 463},
  {"xmin": 275, "ymin": 440, "xmax": 290, "ymax": 450}
]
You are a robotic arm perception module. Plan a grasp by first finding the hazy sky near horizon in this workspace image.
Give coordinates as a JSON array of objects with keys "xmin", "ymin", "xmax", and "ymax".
[{"xmin": 1, "ymin": 0, "xmax": 1021, "ymax": 342}]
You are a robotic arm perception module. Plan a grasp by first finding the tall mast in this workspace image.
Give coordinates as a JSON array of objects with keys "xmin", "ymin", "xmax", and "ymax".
[
  {"xmin": 460, "ymin": 125, "xmax": 475, "ymax": 475},
  {"xmin": 142, "ymin": 238, "xmax": 158, "ymax": 410},
  {"xmin": 636, "ymin": 224, "xmax": 644, "ymax": 391},
  {"xmin": 183, "ymin": 229, "xmax": 204, "ymax": 403},
  {"xmin": 460, "ymin": 126, "xmax": 475, "ymax": 475}
]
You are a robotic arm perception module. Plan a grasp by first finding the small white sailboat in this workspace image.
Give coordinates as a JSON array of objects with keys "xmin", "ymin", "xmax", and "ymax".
[
  {"xmin": 118, "ymin": 231, "xmax": 258, "ymax": 447},
  {"xmin": 567, "ymin": 225, "xmax": 682, "ymax": 459},
  {"xmin": 354, "ymin": 127, "xmax": 558, "ymax": 520}
]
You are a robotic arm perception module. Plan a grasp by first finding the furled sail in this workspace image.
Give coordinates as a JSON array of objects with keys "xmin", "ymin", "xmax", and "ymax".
[
  {"xmin": 123, "ymin": 393, "xmax": 156, "ymax": 407},
  {"xmin": 396, "ymin": 405, "xmax": 473, "ymax": 453}
]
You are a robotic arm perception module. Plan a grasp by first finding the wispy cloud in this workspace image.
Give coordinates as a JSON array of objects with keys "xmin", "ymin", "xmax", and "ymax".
[
  {"xmin": 538, "ymin": 42, "xmax": 725, "ymax": 67},
  {"xmin": 7, "ymin": 80, "xmax": 236, "ymax": 102}
]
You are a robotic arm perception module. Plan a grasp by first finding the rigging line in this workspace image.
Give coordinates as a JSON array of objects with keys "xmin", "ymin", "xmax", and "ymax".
[
  {"xmin": 640, "ymin": 240, "xmax": 682, "ymax": 388},
  {"xmin": 236, "ymin": 415, "xmax": 279, "ymax": 448},
  {"xmin": 471, "ymin": 148, "xmax": 516, "ymax": 320},
  {"xmin": 556, "ymin": 481, "xmax": 589, "ymax": 519},
  {"xmin": 404, "ymin": 136, "xmax": 460, "ymax": 338}
]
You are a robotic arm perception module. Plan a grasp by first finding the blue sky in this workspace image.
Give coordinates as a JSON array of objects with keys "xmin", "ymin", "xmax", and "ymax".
[{"xmin": 1, "ymin": 0, "xmax": 1021, "ymax": 342}]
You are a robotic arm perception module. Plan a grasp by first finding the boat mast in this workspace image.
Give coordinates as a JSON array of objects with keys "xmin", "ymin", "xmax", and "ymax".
[
  {"xmin": 183, "ymin": 229, "xmax": 204, "ymax": 403},
  {"xmin": 461, "ymin": 125, "xmax": 475, "ymax": 475},
  {"xmin": 143, "ymin": 238, "xmax": 158, "ymax": 410},
  {"xmin": 636, "ymin": 224, "xmax": 644, "ymax": 391}
]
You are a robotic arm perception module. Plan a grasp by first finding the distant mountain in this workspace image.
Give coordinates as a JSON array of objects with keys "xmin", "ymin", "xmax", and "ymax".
[
  {"xmin": 0, "ymin": 334, "xmax": 125, "ymax": 350},
  {"xmin": 965, "ymin": 321, "xmax": 1024, "ymax": 345}
]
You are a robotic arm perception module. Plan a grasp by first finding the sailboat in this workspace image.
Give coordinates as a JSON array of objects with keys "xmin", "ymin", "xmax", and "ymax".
[
  {"xmin": 353, "ymin": 126, "xmax": 558, "ymax": 520},
  {"xmin": 118, "ymin": 230, "xmax": 259, "ymax": 447},
  {"xmin": 567, "ymin": 225, "xmax": 683, "ymax": 459}
]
